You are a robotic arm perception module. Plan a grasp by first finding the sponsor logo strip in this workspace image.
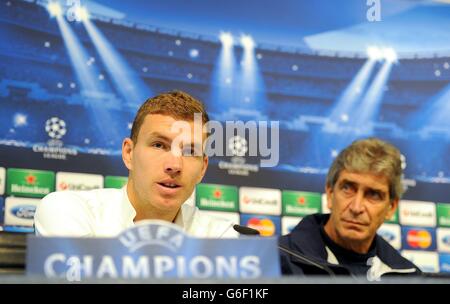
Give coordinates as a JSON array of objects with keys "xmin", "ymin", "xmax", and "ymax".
[
  {"xmin": 196, "ymin": 183, "xmax": 238, "ymax": 212},
  {"xmin": 7, "ymin": 168, "xmax": 55, "ymax": 198},
  {"xmin": 282, "ymin": 190, "xmax": 321, "ymax": 217}
]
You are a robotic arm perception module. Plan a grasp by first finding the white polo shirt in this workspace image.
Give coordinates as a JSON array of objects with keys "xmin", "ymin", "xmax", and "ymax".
[{"xmin": 34, "ymin": 187, "xmax": 238, "ymax": 238}]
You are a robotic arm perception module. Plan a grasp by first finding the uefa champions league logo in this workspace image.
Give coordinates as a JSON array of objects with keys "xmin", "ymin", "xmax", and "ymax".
[
  {"xmin": 45, "ymin": 117, "xmax": 67, "ymax": 140},
  {"xmin": 32, "ymin": 116, "xmax": 76, "ymax": 159},
  {"xmin": 229, "ymin": 136, "xmax": 248, "ymax": 157},
  {"xmin": 217, "ymin": 135, "xmax": 259, "ymax": 176}
]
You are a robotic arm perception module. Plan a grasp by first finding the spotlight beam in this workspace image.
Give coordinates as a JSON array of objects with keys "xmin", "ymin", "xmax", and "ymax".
[
  {"xmin": 82, "ymin": 18, "xmax": 152, "ymax": 107},
  {"xmin": 212, "ymin": 32, "xmax": 237, "ymax": 109},
  {"xmin": 326, "ymin": 58, "xmax": 378, "ymax": 130},
  {"xmin": 54, "ymin": 14, "xmax": 103, "ymax": 97},
  {"xmin": 353, "ymin": 60, "xmax": 394, "ymax": 134}
]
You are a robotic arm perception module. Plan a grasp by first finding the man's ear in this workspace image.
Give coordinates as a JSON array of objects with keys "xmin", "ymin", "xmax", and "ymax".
[
  {"xmin": 385, "ymin": 198, "xmax": 399, "ymax": 221},
  {"xmin": 122, "ymin": 138, "xmax": 134, "ymax": 170},
  {"xmin": 325, "ymin": 185, "xmax": 333, "ymax": 211},
  {"xmin": 197, "ymin": 156, "xmax": 209, "ymax": 184}
]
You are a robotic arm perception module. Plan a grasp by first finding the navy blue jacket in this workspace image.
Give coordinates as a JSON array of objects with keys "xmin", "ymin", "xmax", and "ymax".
[{"xmin": 279, "ymin": 213, "xmax": 422, "ymax": 278}]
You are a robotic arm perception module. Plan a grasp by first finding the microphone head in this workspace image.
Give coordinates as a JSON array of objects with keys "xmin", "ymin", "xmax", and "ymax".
[{"xmin": 233, "ymin": 224, "xmax": 260, "ymax": 236}]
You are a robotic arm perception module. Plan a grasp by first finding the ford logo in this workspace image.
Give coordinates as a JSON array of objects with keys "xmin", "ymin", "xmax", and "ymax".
[
  {"xmin": 379, "ymin": 231, "xmax": 395, "ymax": 241},
  {"xmin": 11, "ymin": 205, "xmax": 36, "ymax": 219}
]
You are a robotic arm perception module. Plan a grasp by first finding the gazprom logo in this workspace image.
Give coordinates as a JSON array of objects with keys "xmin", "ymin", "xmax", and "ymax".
[
  {"xmin": 379, "ymin": 230, "xmax": 395, "ymax": 242},
  {"xmin": 118, "ymin": 220, "xmax": 185, "ymax": 253},
  {"xmin": 11, "ymin": 205, "xmax": 36, "ymax": 219},
  {"xmin": 442, "ymin": 235, "xmax": 450, "ymax": 246}
]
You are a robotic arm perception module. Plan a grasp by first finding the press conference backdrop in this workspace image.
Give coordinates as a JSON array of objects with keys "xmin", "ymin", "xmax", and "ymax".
[{"xmin": 0, "ymin": 0, "xmax": 449, "ymax": 274}]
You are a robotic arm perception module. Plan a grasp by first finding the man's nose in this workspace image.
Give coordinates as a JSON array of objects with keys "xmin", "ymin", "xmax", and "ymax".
[
  {"xmin": 163, "ymin": 150, "xmax": 182, "ymax": 175},
  {"xmin": 349, "ymin": 191, "xmax": 365, "ymax": 214}
]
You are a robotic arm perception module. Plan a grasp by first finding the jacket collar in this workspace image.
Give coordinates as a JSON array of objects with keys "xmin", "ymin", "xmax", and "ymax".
[{"xmin": 287, "ymin": 213, "xmax": 419, "ymax": 271}]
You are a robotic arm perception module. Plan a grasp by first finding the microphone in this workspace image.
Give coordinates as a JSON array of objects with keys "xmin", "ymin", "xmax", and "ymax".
[
  {"xmin": 278, "ymin": 244, "xmax": 335, "ymax": 277},
  {"xmin": 233, "ymin": 224, "xmax": 260, "ymax": 236},
  {"xmin": 233, "ymin": 224, "xmax": 335, "ymax": 276}
]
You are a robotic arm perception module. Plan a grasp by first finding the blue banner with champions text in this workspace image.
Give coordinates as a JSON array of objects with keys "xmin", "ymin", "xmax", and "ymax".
[{"xmin": 26, "ymin": 220, "xmax": 281, "ymax": 281}]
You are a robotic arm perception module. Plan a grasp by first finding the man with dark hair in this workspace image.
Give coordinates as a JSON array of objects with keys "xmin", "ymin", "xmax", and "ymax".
[
  {"xmin": 279, "ymin": 138, "xmax": 421, "ymax": 279},
  {"xmin": 35, "ymin": 91, "xmax": 237, "ymax": 238}
]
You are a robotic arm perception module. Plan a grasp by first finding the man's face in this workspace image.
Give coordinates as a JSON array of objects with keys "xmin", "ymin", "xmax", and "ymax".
[
  {"xmin": 123, "ymin": 114, "xmax": 207, "ymax": 214},
  {"xmin": 325, "ymin": 170, "xmax": 398, "ymax": 251}
]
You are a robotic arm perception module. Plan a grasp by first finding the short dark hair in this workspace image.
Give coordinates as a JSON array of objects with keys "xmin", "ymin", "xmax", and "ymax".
[
  {"xmin": 326, "ymin": 137, "xmax": 403, "ymax": 200},
  {"xmin": 130, "ymin": 91, "xmax": 209, "ymax": 143}
]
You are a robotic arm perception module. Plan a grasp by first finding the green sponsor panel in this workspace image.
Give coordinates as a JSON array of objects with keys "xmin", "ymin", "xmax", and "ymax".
[
  {"xmin": 7, "ymin": 168, "xmax": 55, "ymax": 198},
  {"xmin": 196, "ymin": 183, "xmax": 238, "ymax": 212},
  {"xmin": 384, "ymin": 208, "xmax": 399, "ymax": 224},
  {"xmin": 104, "ymin": 176, "xmax": 128, "ymax": 189},
  {"xmin": 437, "ymin": 203, "xmax": 450, "ymax": 227},
  {"xmin": 282, "ymin": 190, "xmax": 321, "ymax": 216}
]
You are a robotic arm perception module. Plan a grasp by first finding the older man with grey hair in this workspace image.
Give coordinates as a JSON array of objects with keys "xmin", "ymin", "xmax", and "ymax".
[{"xmin": 279, "ymin": 137, "xmax": 421, "ymax": 280}]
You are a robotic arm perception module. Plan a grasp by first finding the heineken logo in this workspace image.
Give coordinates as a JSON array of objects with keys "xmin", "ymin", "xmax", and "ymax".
[
  {"xmin": 7, "ymin": 168, "xmax": 55, "ymax": 198},
  {"xmin": 25, "ymin": 174, "xmax": 37, "ymax": 185},
  {"xmin": 196, "ymin": 184, "xmax": 238, "ymax": 212},
  {"xmin": 297, "ymin": 197, "xmax": 305, "ymax": 205},
  {"xmin": 213, "ymin": 189, "xmax": 222, "ymax": 199},
  {"xmin": 282, "ymin": 191, "xmax": 321, "ymax": 217}
]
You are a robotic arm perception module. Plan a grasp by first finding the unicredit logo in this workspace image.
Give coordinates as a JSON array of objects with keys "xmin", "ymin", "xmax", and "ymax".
[
  {"xmin": 406, "ymin": 230, "xmax": 432, "ymax": 249},
  {"xmin": 58, "ymin": 182, "xmax": 99, "ymax": 191},
  {"xmin": 242, "ymin": 196, "xmax": 277, "ymax": 206},
  {"xmin": 11, "ymin": 205, "xmax": 36, "ymax": 219},
  {"xmin": 402, "ymin": 210, "xmax": 433, "ymax": 218}
]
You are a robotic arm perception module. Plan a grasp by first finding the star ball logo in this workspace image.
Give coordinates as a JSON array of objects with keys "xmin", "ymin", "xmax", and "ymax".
[
  {"xmin": 45, "ymin": 117, "xmax": 67, "ymax": 140},
  {"xmin": 228, "ymin": 136, "xmax": 248, "ymax": 157},
  {"xmin": 33, "ymin": 116, "xmax": 77, "ymax": 159}
]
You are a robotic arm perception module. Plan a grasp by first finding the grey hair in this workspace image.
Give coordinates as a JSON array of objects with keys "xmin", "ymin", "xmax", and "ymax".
[{"xmin": 326, "ymin": 137, "xmax": 403, "ymax": 200}]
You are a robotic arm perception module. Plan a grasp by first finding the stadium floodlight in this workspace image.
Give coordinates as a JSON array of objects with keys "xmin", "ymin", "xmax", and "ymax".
[
  {"xmin": 189, "ymin": 48, "xmax": 199, "ymax": 58},
  {"xmin": 13, "ymin": 113, "xmax": 27, "ymax": 127},
  {"xmin": 220, "ymin": 32, "xmax": 234, "ymax": 48},
  {"xmin": 47, "ymin": 2, "xmax": 62, "ymax": 17},
  {"xmin": 367, "ymin": 46, "xmax": 382, "ymax": 61},
  {"xmin": 240, "ymin": 34, "xmax": 255, "ymax": 50},
  {"xmin": 383, "ymin": 47, "xmax": 398, "ymax": 63},
  {"xmin": 76, "ymin": 6, "xmax": 90, "ymax": 21}
]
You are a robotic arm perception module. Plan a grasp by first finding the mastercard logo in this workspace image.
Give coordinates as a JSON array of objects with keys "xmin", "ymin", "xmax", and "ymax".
[
  {"xmin": 406, "ymin": 230, "xmax": 432, "ymax": 249},
  {"xmin": 247, "ymin": 218, "xmax": 276, "ymax": 237}
]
